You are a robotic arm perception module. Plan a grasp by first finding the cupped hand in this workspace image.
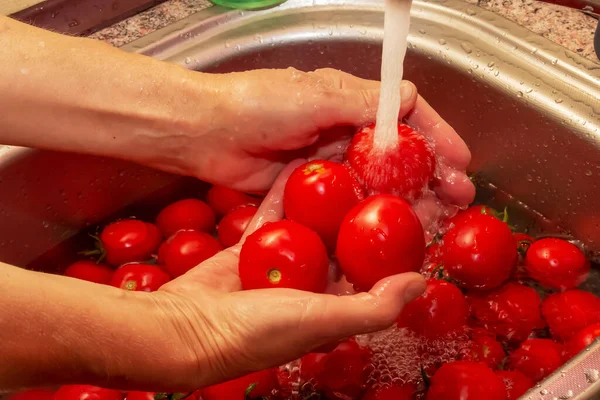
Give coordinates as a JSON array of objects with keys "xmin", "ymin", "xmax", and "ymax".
[{"xmin": 152, "ymin": 160, "xmax": 427, "ymax": 391}]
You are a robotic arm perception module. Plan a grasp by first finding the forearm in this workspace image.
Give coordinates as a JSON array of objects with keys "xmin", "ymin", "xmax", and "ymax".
[
  {"xmin": 0, "ymin": 263, "xmax": 196, "ymax": 391},
  {"xmin": 0, "ymin": 16, "xmax": 213, "ymax": 176}
]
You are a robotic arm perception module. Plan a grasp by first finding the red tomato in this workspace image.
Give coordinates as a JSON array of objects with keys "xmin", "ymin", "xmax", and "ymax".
[
  {"xmin": 459, "ymin": 329, "xmax": 506, "ymax": 369},
  {"xmin": 159, "ymin": 230, "xmax": 223, "ymax": 278},
  {"xmin": 525, "ymin": 238, "xmax": 590, "ymax": 290},
  {"xmin": 206, "ymin": 185, "xmax": 261, "ymax": 217},
  {"xmin": 217, "ymin": 206, "xmax": 257, "ymax": 248},
  {"xmin": 440, "ymin": 214, "xmax": 517, "ymax": 290},
  {"xmin": 425, "ymin": 242, "xmax": 442, "ymax": 264},
  {"xmin": 283, "ymin": 160, "xmax": 362, "ymax": 251},
  {"xmin": 110, "ymin": 263, "xmax": 170, "ymax": 292},
  {"xmin": 336, "ymin": 194, "xmax": 425, "ymax": 292},
  {"xmin": 202, "ymin": 369, "xmax": 278, "ymax": 400},
  {"xmin": 563, "ymin": 323, "xmax": 600, "ymax": 360},
  {"xmin": 362, "ymin": 384, "xmax": 417, "ymax": 400},
  {"xmin": 397, "ymin": 279, "xmax": 468, "ymax": 338},
  {"xmin": 506, "ymin": 339, "xmax": 563, "ymax": 382},
  {"xmin": 345, "ymin": 123, "xmax": 436, "ymax": 201},
  {"xmin": 239, "ymin": 220, "xmax": 329, "ymax": 292},
  {"xmin": 100, "ymin": 219, "xmax": 161, "ymax": 266},
  {"xmin": 64, "ymin": 260, "xmax": 114, "ymax": 284},
  {"xmin": 300, "ymin": 339, "xmax": 372, "ymax": 399},
  {"xmin": 7, "ymin": 389, "xmax": 54, "ymax": 400},
  {"xmin": 466, "ymin": 282, "xmax": 545, "ymax": 343},
  {"xmin": 425, "ymin": 361, "xmax": 506, "ymax": 400},
  {"xmin": 124, "ymin": 393, "xmax": 154, "ymax": 400},
  {"xmin": 156, "ymin": 199, "xmax": 216, "ymax": 238},
  {"xmin": 53, "ymin": 386, "xmax": 123, "ymax": 400},
  {"xmin": 513, "ymin": 232, "xmax": 534, "ymax": 253},
  {"xmin": 541, "ymin": 289, "xmax": 600, "ymax": 341},
  {"xmin": 495, "ymin": 370, "xmax": 535, "ymax": 400},
  {"xmin": 445, "ymin": 205, "xmax": 498, "ymax": 229}
]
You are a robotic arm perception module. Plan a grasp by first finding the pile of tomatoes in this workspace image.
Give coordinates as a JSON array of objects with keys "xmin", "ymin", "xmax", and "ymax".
[{"xmin": 8, "ymin": 124, "xmax": 600, "ymax": 400}]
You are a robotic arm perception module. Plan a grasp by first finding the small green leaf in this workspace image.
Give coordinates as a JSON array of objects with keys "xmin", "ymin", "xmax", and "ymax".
[
  {"xmin": 154, "ymin": 393, "xmax": 168, "ymax": 400},
  {"xmin": 245, "ymin": 382, "xmax": 258, "ymax": 398}
]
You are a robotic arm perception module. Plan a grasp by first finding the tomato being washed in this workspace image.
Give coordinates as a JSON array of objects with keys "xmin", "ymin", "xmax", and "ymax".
[
  {"xmin": 64, "ymin": 260, "xmax": 114, "ymax": 285},
  {"xmin": 336, "ymin": 194, "xmax": 425, "ymax": 292},
  {"xmin": 362, "ymin": 384, "xmax": 417, "ymax": 400},
  {"xmin": 563, "ymin": 323, "xmax": 600, "ymax": 360},
  {"xmin": 156, "ymin": 199, "xmax": 216, "ymax": 238},
  {"xmin": 425, "ymin": 361, "xmax": 506, "ymax": 400},
  {"xmin": 99, "ymin": 219, "xmax": 162, "ymax": 266},
  {"xmin": 495, "ymin": 370, "xmax": 535, "ymax": 400},
  {"xmin": 239, "ymin": 220, "xmax": 329, "ymax": 292},
  {"xmin": 541, "ymin": 289, "xmax": 600, "ymax": 341},
  {"xmin": 506, "ymin": 339, "xmax": 563, "ymax": 382},
  {"xmin": 159, "ymin": 230, "xmax": 223, "ymax": 278},
  {"xmin": 110, "ymin": 263, "xmax": 170, "ymax": 292},
  {"xmin": 206, "ymin": 185, "xmax": 261, "ymax": 217},
  {"xmin": 202, "ymin": 369, "xmax": 278, "ymax": 400},
  {"xmin": 397, "ymin": 279, "xmax": 468, "ymax": 338},
  {"xmin": 459, "ymin": 328, "xmax": 506, "ymax": 369},
  {"xmin": 53, "ymin": 386, "xmax": 123, "ymax": 400},
  {"xmin": 525, "ymin": 238, "xmax": 590, "ymax": 290},
  {"xmin": 345, "ymin": 123, "xmax": 436, "ymax": 201},
  {"xmin": 283, "ymin": 160, "xmax": 362, "ymax": 251},
  {"xmin": 217, "ymin": 206, "xmax": 258, "ymax": 247},
  {"xmin": 440, "ymin": 214, "xmax": 517, "ymax": 290}
]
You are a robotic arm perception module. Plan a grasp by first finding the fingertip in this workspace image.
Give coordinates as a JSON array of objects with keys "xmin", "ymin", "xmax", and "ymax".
[
  {"xmin": 399, "ymin": 81, "xmax": 418, "ymax": 118},
  {"xmin": 433, "ymin": 169, "xmax": 476, "ymax": 207}
]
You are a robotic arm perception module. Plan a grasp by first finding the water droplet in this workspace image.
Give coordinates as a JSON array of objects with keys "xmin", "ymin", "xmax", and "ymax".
[
  {"xmin": 540, "ymin": 389, "xmax": 549, "ymax": 395},
  {"xmin": 419, "ymin": 28, "xmax": 426, "ymax": 34},
  {"xmin": 225, "ymin": 40, "xmax": 232, "ymax": 48},
  {"xmin": 517, "ymin": 91, "xmax": 523, "ymax": 98},
  {"xmin": 438, "ymin": 38, "xmax": 446, "ymax": 45},
  {"xmin": 488, "ymin": 61, "xmax": 495, "ymax": 68},
  {"xmin": 531, "ymin": 47, "xmax": 538, "ymax": 54},
  {"xmin": 466, "ymin": 8, "xmax": 476, "ymax": 15},
  {"xmin": 460, "ymin": 42, "xmax": 472, "ymax": 54},
  {"xmin": 585, "ymin": 170, "xmax": 592, "ymax": 176},
  {"xmin": 526, "ymin": 88, "xmax": 533, "ymax": 93},
  {"xmin": 184, "ymin": 57, "xmax": 191, "ymax": 64},
  {"xmin": 68, "ymin": 19, "xmax": 80, "ymax": 27},
  {"xmin": 555, "ymin": 98, "xmax": 563, "ymax": 104},
  {"xmin": 494, "ymin": 70, "xmax": 500, "ymax": 77},
  {"xmin": 552, "ymin": 58, "xmax": 558, "ymax": 65}
]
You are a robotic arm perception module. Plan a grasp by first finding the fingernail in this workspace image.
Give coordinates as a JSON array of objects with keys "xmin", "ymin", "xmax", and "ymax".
[
  {"xmin": 400, "ymin": 81, "xmax": 414, "ymax": 100},
  {"xmin": 403, "ymin": 277, "xmax": 426, "ymax": 303}
]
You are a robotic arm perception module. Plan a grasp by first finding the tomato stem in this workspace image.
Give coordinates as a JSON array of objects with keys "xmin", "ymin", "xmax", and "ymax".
[{"xmin": 267, "ymin": 269, "xmax": 282, "ymax": 285}]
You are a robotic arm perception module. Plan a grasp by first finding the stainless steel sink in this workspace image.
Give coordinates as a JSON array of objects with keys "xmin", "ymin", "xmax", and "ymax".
[{"xmin": 1, "ymin": 0, "xmax": 599, "ymax": 398}]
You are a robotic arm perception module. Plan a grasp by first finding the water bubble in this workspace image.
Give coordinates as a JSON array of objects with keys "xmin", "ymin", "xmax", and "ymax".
[
  {"xmin": 184, "ymin": 57, "xmax": 192, "ymax": 64},
  {"xmin": 517, "ymin": 91, "xmax": 523, "ymax": 98},
  {"xmin": 488, "ymin": 61, "xmax": 495, "ymax": 68},
  {"xmin": 531, "ymin": 47, "xmax": 538, "ymax": 54},
  {"xmin": 526, "ymin": 88, "xmax": 533, "ymax": 93},
  {"xmin": 438, "ymin": 38, "xmax": 447, "ymax": 45},
  {"xmin": 551, "ymin": 58, "xmax": 558, "ymax": 65},
  {"xmin": 460, "ymin": 42, "xmax": 472, "ymax": 54},
  {"xmin": 418, "ymin": 28, "xmax": 426, "ymax": 34},
  {"xmin": 584, "ymin": 369, "xmax": 599, "ymax": 383},
  {"xmin": 494, "ymin": 70, "xmax": 500, "ymax": 77},
  {"xmin": 555, "ymin": 98, "xmax": 563, "ymax": 104},
  {"xmin": 585, "ymin": 170, "xmax": 592, "ymax": 176}
]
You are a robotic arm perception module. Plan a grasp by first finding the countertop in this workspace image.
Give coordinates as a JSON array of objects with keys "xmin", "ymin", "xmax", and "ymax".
[{"xmin": 87, "ymin": 0, "xmax": 599, "ymax": 61}]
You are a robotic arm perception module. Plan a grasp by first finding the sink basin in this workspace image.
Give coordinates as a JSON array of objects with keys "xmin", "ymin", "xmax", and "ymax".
[{"xmin": 1, "ymin": 0, "xmax": 599, "ymax": 397}]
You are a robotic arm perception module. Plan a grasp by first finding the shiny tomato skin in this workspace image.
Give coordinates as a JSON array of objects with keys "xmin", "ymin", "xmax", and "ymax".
[
  {"xmin": 460, "ymin": 329, "xmax": 506, "ymax": 369},
  {"xmin": 159, "ymin": 230, "xmax": 223, "ymax": 278},
  {"xmin": 506, "ymin": 339, "xmax": 563, "ymax": 382},
  {"xmin": 64, "ymin": 260, "xmax": 114, "ymax": 285},
  {"xmin": 513, "ymin": 232, "xmax": 534, "ymax": 252},
  {"xmin": 283, "ymin": 160, "xmax": 362, "ymax": 251},
  {"xmin": 563, "ymin": 323, "xmax": 600, "ymax": 360},
  {"xmin": 100, "ymin": 219, "xmax": 162, "ymax": 266},
  {"xmin": 495, "ymin": 370, "xmax": 535, "ymax": 400},
  {"xmin": 345, "ymin": 123, "xmax": 436, "ymax": 201},
  {"xmin": 110, "ymin": 263, "xmax": 170, "ymax": 292},
  {"xmin": 466, "ymin": 282, "xmax": 545, "ymax": 343},
  {"xmin": 336, "ymin": 194, "xmax": 425, "ymax": 292},
  {"xmin": 445, "ymin": 205, "xmax": 497, "ymax": 229},
  {"xmin": 239, "ymin": 220, "xmax": 329, "ymax": 293},
  {"xmin": 397, "ymin": 279, "xmax": 468, "ymax": 338},
  {"xmin": 202, "ymin": 369, "xmax": 278, "ymax": 400},
  {"xmin": 206, "ymin": 185, "xmax": 261, "ymax": 217},
  {"xmin": 425, "ymin": 361, "xmax": 506, "ymax": 400},
  {"xmin": 525, "ymin": 238, "xmax": 590, "ymax": 290},
  {"xmin": 124, "ymin": 393, "xmax": 154, "ymax": 400},
  {"xmin": 53, "ymin": 386, "xmax": 123, "ymax": 400},
  {"xmin": 362, "ymin": 384, "xmax": 417, "ymax": 400},
  {"xmin": 156, "ymin": 199, "xmax": 216, "ymax": 238},
  {"xmin": 7, "ymin": 389, "xmax": 54, "ymax": 400},
  {"xmin": 541, "ymin": 289, "xmax": 600, "ymax": 341},
  {"xmin": 217, "ymin": 206, "xmax": 258, "ymax": 248},
  {"xmin": 440, "ymin": 214, "xmax": 517, "ymax": 290}
]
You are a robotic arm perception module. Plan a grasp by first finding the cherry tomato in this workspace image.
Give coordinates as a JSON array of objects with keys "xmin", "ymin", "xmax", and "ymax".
[
  {"xmin": 459, "ymin": 328, "xmax": 506, "ymax": 369},
  {"xmin": 362, "ymin": 384, "xmax": 417, "ymax": 400},
  {"xmin": 7, "ymin": 389, "xmax": 54, "ymax": 400},
  {"xmin": 53, "ymin": 386, "xmax": 123, "ymax": 400},
  {"xmin": 156, "ymin": 199, "xmax": 216, "ymax": 238},
  {"xmin": 440, "ymin": 214, "xmax": 517, "ymax": 290},
  {"xmin": 541, "ymin": 289, "xmax": 600, "ymax": 341},
  {"xmin": 239, "ymin": 220, "xmax": 329, "ymax": 292},
  {"xmin": 445, "ymin": 205, "xmax": 498, "ymax": 229},
  {"xmin": 202, "ymin": 369, "xmax": 278, "ymax": 400},
  {"xmin": 159, "ymin": 230, "xmax": 223, "ymax": 278},
  {"xmin": 100, "ymin": 219, "xmax": 161, "ymax": 266},
  {"xmin": 217, "ymin": 206, "xmax": 258, "ymax": 248},
  {"xmin": 495, "ymin": 370, "xmax": 535, "ymax": 400},
  {"xmin": 110, "ymin": 263, "xmax": 170, "ymax": 292},
  {"xmin": 425, "ymin": 361, "xmax": 506, "ymax": 400},
  {"xmin": 506, "ymin": 339, "xmax": 563, "ymax": 382},
  {"xmin": 206, "ymin": 185, "xmax": 261, "ymax": 217},
  {"xmin": 124, "ymin": 393, "xmax": 155, "ymax": 400},
  {"xmin": 425, "ymin": 242, "xmax": 442, "ymax": 264},
  {"xmin": 513, "ymin": 232, "xmax": 534, "ymax": 254},
  {"xmin": 336, "ymin": 194, "xmax": 425, "ymax": 292},
  {"xmin": 345, "ymin": 123, "xmax": 436, "ymax": 201},
  {"xmin": 300, "ymin": 339, "xmax": 372, "ymax": 399},
  {"xmin": 64, "ymin": 260, "xmax": 114, "ymax": 284},
  {"xmin": 525, "ymin": 238, "xmax": 590, "ymax": 290},
  {"xmin": 397, "ymin": 279, "xmax": 468, "ymax": 338},
  {"xmin": 466, "ymin": 282, "xmax": 545, "ymax": 343},
  {"xmin": 283, "ymin": 160, "xmax": 362, "ymax": 251},
  {"xmin": 563, "ymin": 323, "xmax": 600, "ymax": 360}
]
